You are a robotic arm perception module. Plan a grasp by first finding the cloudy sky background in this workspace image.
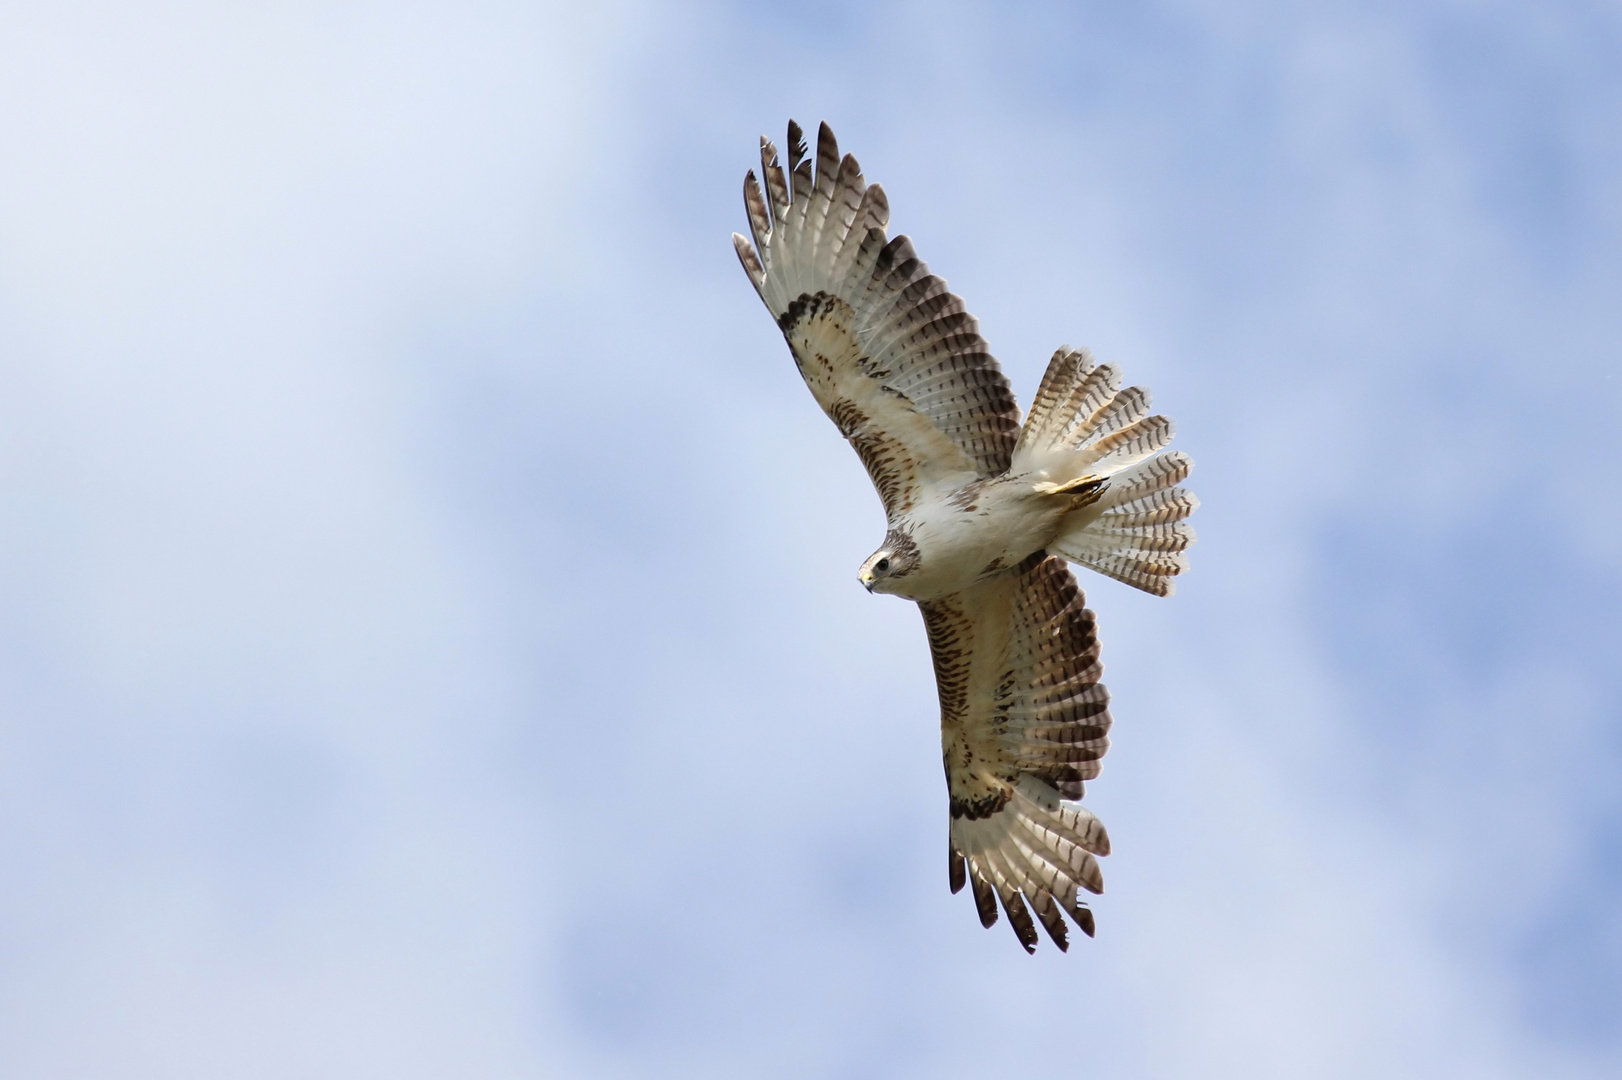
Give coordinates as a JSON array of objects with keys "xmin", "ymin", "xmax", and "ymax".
[{"xmin": 1, "ymin": 1, "xmax": 1619, "ymax": 1076}]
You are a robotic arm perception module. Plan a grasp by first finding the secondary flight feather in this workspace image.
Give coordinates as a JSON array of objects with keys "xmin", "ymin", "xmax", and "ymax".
[{"xmin": 734, "ymin": 121, "xmax": 1197, "ymax": 952}]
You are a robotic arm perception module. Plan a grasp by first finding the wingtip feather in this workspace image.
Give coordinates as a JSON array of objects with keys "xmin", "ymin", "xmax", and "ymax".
[
  {"xmin": 787, "ymin": 119, "xmax": 808, "ymax": 170},
  {"xmin": 1000, "ymin": 889, "xmax": 1040, "ymax": 953},
  {"xmin": 732, "ymin": 233, "xmax": 766, "ymax": 290},
  {"xmin": 970, "ymin": 868, "xmax": 999, "ymax": 928}
]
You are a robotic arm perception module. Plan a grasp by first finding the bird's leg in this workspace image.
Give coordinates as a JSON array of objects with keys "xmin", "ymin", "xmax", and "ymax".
[{"xmin": 1031, "ymin": 475, "xmax": 1109, "ymax": 505}]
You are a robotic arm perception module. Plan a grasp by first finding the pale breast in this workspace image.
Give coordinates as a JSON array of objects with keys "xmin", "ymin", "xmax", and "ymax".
[{"xmin": 891, "ymin": 477, "xmax": 1066, "ymax": 602}]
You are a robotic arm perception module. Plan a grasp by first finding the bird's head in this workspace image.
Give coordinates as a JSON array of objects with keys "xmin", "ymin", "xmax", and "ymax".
[{"xmin": 857, "ymin": 530, "xmax": 921, "ymax": 594}]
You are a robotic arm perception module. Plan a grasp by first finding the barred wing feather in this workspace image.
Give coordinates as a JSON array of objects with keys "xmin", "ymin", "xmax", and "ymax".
[
  {"xmin": 923, "ymin": 554, "xmax": 1113, "ymax": 952},
  {"xmin": 734, "ymin": 120, "xmax": 1020, "ymax": 517}
]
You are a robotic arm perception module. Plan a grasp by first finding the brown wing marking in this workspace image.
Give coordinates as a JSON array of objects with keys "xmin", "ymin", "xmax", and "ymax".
[
  {"xmin": 922, "ymin": 555, "xmax": 1116, "ymax": 952},
  {"xmin": 824, "ymin": 401, "xmax": 917, "ymax": 517},
  {"xmin": 736, "ymin": 121, "xmax": 1021, "ymax": 510},
  {"xmin": 780, "ymin": 290, "xmax": 973, "ymax": 518}
]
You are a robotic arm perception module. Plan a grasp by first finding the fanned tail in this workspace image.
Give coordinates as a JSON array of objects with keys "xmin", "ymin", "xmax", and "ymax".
[{"xmin": 1013, "ymin": 347, "xmax": 1198, "ymax": 597}]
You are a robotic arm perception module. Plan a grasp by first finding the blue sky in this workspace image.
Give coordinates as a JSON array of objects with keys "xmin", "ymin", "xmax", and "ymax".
[{"xmin": 1, "ymin": 1, "xmax": 1618, "ymax": 1076}]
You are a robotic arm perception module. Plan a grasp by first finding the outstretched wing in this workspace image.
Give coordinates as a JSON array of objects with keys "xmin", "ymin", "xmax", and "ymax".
[
  {"xmin": 734, "ymin": 120, "xmax": 1020, "ymax": 518},
  {"xmin": 921, "ymin": 553, "xmax": 1114, "ymax": 952}
]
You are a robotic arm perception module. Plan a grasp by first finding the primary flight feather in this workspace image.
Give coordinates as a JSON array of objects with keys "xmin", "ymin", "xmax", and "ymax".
[{"xmin": 734, "ymin": 121, "xmax": 1197, "ymax": 952}]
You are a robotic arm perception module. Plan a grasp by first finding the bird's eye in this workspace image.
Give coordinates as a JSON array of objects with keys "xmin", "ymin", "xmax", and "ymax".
[{"xmin": 875, "ymin": 558, "xmax": 891, "ymax": 573}]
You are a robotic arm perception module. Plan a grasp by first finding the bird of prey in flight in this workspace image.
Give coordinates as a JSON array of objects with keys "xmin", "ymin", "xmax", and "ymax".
[{"xmin": 733, "ymin": 121, "xmax": 1196, "ymax": 952}]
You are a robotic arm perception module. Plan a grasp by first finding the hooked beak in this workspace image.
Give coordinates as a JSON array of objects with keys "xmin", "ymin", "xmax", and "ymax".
[{"xmin": 858, "ymin": 570, "xmax": 876, "ymax": 593}]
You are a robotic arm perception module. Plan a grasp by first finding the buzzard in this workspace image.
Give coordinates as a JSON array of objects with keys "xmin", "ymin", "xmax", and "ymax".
[{"xmin": 733, "ymin": 121, "xmax": 1197, "ymax": 952}]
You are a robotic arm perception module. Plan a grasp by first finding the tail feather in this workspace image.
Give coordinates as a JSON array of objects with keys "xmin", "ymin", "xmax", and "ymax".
[
  {"xmin": 1097, "ymin": 450, "xmax": 1192, "ymax": 509},
  {"xmin": 1069, "ymin": 383, "xmax": 1150, "ymax": 450},
  {"xmin": 1100, "ymin": 486, "xmax": 1198, "ymax": 527},
  {"xmin": 1016, "ymin": 346, "xmax": 1089, "ymax": 456},
  {"xmin": 1055, "ymin": 363, "xmax": 1122, "ymax": 449},
  {"xmin": 1072, "ymin": 413, "xmax": 1174, "ymax": 476},
  {"xmin": 1012, "ymin": 349, "xmax": 1197, "ymax": 597},
  {"xmin": 1058, "ymin": 543, "xmax": 1191, "ymax": 596}
]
